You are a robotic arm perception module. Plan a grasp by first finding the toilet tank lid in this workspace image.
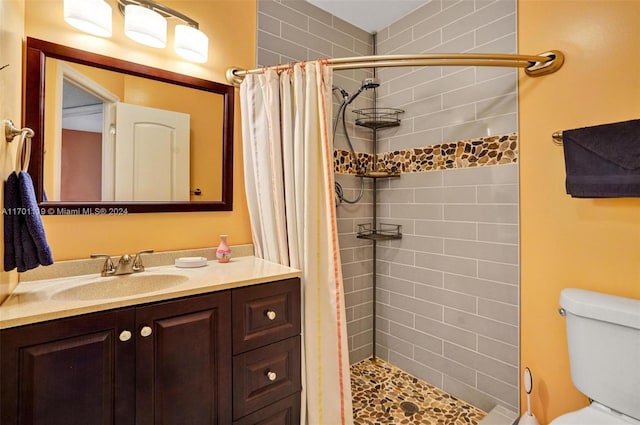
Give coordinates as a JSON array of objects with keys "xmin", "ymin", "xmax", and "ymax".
[{"xmin": 560, "ymin": 289, "xmax": 640, "ymax": 330}]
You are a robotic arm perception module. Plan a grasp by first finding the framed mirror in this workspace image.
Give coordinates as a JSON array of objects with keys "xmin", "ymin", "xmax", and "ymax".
[{"xmin": 24, "ymin": 37, "xmax": 234, "ymax": 214}]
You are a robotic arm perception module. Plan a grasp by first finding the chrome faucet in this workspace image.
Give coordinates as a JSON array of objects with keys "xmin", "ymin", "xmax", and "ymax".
[{"xmin": 91, "ymin": 250, "xmax": 154, "ymax": 277}]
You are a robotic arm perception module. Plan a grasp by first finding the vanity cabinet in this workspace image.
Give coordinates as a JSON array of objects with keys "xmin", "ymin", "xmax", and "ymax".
[{"xmin": 1, "ymin": 278, "xmax": 301, "ymax": 425}]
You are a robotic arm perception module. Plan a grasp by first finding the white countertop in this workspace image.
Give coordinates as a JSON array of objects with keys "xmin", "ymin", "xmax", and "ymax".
[{"xmin": 0, "ymin": 256, "xmax": 301, "ymax": 329}]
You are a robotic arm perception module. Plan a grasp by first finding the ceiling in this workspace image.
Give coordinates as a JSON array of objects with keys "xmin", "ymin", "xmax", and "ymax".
[{"xmin": 305, "ymin": 0, "xmax": 431, "ymax": 33}]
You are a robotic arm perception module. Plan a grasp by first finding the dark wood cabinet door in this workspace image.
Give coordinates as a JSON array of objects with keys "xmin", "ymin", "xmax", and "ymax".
[
  {"xmin": 134, "ymin": 291, "xmax": 232, "ymax": 425},
  {"xmin": 0, "ymin": 308, "xmax": 136, "ymax": 425}
]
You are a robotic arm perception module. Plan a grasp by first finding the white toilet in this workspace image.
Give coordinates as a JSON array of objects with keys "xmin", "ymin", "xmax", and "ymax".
[{"xmin": 550, "ymin": 288, "xmax": 640, "ymax": 425}]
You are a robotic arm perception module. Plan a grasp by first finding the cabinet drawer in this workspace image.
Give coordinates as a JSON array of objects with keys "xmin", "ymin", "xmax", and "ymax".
[
  {"xmin": 232, "ymin": 278, "xmax": 300, "ymax": 354},
  {"xmin": 233, "ymin": 335, "xmax": 301, "ymax": 419},
  {"xmin": 232, "ymin": 393, "xmax": 300, "ymax": 425}
]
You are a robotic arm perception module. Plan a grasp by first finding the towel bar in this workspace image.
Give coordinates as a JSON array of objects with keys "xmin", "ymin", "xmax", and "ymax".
[
  {"xmin": 4, "ymin": 119, "xmax": 34, "ymax": 143},
  {"xmin": 552, "ymin": 131, "xmax": 563, "ymax": 145}
]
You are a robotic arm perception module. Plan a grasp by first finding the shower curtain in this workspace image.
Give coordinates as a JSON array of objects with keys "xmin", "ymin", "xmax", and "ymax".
[{"xmin": 240, "ymin": 62, "xmax": 353, "ymax": 424}]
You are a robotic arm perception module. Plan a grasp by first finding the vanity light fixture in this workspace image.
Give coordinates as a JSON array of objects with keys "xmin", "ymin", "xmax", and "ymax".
[
  {"xmin": 63, "ymin": 0, "xmax": 209, "ymax": 63},
  {"xmin": 118, "ymin": 0, "xmax": 208, "ymax": 62},
  {"xmin": 63, "ymin": 0, "xmax": 112, "ymax": 38}
]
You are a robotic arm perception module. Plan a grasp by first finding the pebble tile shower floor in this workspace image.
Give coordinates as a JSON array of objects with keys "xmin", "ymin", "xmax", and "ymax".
[{"xmin": 351, "ymin": 357, "xmax": 487, "ymax": 424}]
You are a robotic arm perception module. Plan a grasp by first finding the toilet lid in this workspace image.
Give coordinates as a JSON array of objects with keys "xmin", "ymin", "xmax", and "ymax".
[{"xmin": 551, "ymin": 405, "xmax": 640, "ymax": 425}]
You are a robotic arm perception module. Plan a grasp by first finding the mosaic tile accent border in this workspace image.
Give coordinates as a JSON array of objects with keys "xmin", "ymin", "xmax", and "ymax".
[
  {"xmin": 335, "ymin": 133, "xmax": 518, "ymax": 175},
  {"xmin": 334, "ymin": 150, "xmax": 376, "ymax": 175},
  {"xmin": 351, "ymin": 357, "xmax": 487, "ymax": 425}
]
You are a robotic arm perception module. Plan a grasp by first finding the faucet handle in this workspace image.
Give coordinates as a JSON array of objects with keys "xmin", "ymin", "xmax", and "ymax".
[
  {"xmin": 133, "ymin": 249, "xmax": 154, "ymax": 272},
  {"xmin": 90, "ymin": 254, "xmax": 115, "ymax": 275}
]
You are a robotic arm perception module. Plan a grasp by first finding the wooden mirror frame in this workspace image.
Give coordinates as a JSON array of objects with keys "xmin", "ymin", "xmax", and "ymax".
[{"xmin": 24, "ymin": 37, "xmax": 234, "ymax": 214}]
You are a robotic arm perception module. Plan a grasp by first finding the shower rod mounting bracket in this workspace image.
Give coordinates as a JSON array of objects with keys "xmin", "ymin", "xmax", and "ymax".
[{"xmin": 524, "ymin": 50, "xmax": 564, "ymax": 77}]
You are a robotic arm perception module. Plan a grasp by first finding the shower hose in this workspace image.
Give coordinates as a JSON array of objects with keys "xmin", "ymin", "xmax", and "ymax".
[{"xmin": 332, "ymin": 88, "xmax": 365, "ymax": 206}]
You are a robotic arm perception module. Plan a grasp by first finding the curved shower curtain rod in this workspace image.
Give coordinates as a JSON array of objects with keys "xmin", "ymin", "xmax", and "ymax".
[{"xmin": 226, "ymin": 50, "xmax": 564, "ymax": 86}]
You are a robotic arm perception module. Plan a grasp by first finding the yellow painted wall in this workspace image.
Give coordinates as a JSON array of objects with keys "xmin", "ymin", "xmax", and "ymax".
[
  {"xmin": 519, "ymin": 1, "xmax": 640, "ymax": 423},
  {"xmin": 24, "ymin": 0, "xmax": 256, "ymax": 260},
  {"xmin": 1, "ymin": 0, "xmax": 26, "ymax": 300}
]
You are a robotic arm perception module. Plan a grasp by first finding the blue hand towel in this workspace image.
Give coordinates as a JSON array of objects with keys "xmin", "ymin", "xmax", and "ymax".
[
  {"xmin": 563, "ymin": 119, "xmax": 640, "ymax": 197},
  {"xmin": 3, "ymin": 172, "xmax": 19, "ymax": 272},
  {"xmin": 17, "ymin": 171, "xmax": 53, "ymax": 271}
]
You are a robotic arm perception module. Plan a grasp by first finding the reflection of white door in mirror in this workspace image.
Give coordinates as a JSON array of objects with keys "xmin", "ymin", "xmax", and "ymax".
[{"xmin": 115, "ymin": 103, "xmax": 190, "ymax": 201}]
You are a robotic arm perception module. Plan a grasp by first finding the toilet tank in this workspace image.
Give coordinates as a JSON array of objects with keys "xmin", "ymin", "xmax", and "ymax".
[{"xmin": 560, "ymin": 288, "xmax": 640, "ymax": 421}]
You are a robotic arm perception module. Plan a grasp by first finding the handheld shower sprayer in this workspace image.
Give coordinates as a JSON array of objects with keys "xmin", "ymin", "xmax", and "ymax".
[
  {"xmin": 361, "ymin": 77, "xmax": 381, "ymax": 89},
  {"xmin": 346, "ymin": 77, "xmax": 380, "ymax": 105},
  {"xmin": 332, "ymin": 86, "xmax": 349, "ymax": 100},
  {"xmin": 333, "ymin": 76, "xmax": 381, "ymax": 206}
]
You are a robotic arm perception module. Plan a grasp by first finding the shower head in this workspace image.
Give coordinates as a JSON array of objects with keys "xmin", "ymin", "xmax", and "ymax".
[
  {"xmin": 361, "ymin": 77, "xmax": 380, "ymax": 90},
  {"xmin": 346, "ymin": 77, "xmax": 381, "ymax": 105}
]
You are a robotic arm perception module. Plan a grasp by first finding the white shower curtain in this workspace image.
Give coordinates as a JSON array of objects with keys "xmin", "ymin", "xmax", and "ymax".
[{"xmin": 240, "ymin": 62, "xmax": 354, "ymax": 425}]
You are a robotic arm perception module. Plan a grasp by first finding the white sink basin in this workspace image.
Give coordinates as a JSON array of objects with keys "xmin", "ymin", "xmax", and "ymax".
[{"xmin": 52, "ymin": 273, "xmax": 189, "ymax": 301}]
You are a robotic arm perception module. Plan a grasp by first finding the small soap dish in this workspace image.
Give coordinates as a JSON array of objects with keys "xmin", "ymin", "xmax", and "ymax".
[{"xmin": 175, "ymin": 257, "xmax": 208, "ymax": 268}]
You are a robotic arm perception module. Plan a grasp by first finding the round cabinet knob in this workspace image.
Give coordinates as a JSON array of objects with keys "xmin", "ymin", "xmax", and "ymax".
[
  {"xmin": 266, "ymin": 371, "xmax": 277, "ymax": 382},
  {"xmin": 119, "ymin": 330, "xmax": 132, "ymax": 342},
  {"xmin": 140, "ymin": 326, "xmax": 153, "ymax": 337},
  {"xmin": 266, "ymin": 310, "xmax": 277, "ymax": 321}
]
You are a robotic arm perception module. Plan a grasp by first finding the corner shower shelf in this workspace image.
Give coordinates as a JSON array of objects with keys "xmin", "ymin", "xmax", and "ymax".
[
  {"xmin": 356, "ymin": 171, "xmax": 401, "ymax": 178},
  {"xmin": 352, "ymin": 108, "xmax": 404, "ymax": 129},
  {"xmin": 356, "ymin": 223, "xmax": 402, "ymax": 241},
  {"xmin": 351, "ymin": 103, "xmax": 404, "ymax": 361}
]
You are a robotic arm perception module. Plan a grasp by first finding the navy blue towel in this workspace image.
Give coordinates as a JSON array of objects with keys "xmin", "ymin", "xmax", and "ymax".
[
  {"xmin": 3, "ymin": 171, "xmax": 53, "ymax": 272},
  {"xmin": 3, "ymin": 172, "xmax": 19, "ymax": 272},
  {"xmin": 17, "ymin": 171, "xmax": 53, "ymax": 271},
  {"xmin": 563, "ymin": 119, "xmax": 640, "ymax": 197}
]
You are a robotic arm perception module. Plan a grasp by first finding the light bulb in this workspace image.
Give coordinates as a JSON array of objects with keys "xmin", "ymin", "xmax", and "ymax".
[
  {"xmin": 64, "ymin": 0, "xmax": 112, "ymax": 37},
  {"xmin": 124, "ymin": 4, "xmax": 167, "ymax": 48},
  {"xmin": 175, "ymin": 25, "xmax": 209, "ymax": 63}
]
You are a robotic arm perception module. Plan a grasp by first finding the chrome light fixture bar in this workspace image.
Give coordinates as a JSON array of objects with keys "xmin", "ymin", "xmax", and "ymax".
[{"xmin": 62, "ymin": 0, "xmax": 208, "ymax": 63}]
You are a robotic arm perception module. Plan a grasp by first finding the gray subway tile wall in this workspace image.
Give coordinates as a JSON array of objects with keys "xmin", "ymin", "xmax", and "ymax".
[
  {"xmin": 376, "ymin": 0, "xmax": 518, "ymax": 152},
  {"xmin": 257, "ymin": 0, "xmax": 519, "ymax": 414},
  {"xmin": 373, "ymin": 0, "xmax": 519, "ymax": 412}
]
